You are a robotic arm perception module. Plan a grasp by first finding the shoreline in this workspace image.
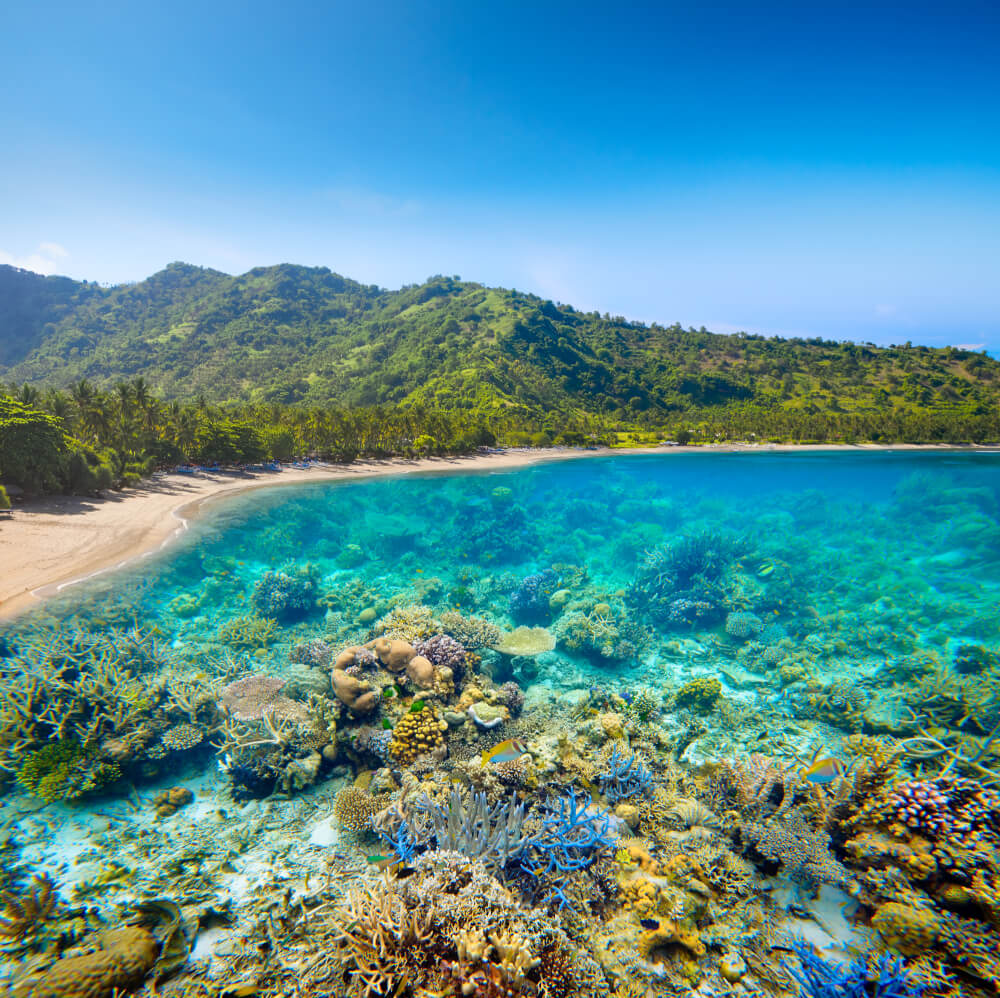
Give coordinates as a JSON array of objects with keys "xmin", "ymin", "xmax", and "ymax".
[{"xmin": 0, "ymin": 442, "xmax": 995, "ymax": 621}]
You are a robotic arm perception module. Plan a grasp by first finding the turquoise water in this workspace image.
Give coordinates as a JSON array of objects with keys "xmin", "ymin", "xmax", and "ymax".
[
  {"xmin": 19, "ymin": 450, "xmax": 1000, "ymax": 664},
  {"xmin": 5, "ymin": 450, "xmax": 1000, "ymax": 996}
]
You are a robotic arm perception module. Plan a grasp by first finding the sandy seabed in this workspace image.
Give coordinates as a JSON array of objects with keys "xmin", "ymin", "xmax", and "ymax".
[{"xmin": 0, "ymin": 442, "xmax": 988, "ymax": 620}]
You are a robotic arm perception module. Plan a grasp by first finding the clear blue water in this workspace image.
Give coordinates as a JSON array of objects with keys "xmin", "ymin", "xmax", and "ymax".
[
  {"xmin": 6, "ymin": 451, "xmax": 1000, "ymax": 993},
  {"xmin": 16, "ymin": 450, "xmax": 1000, "ymax": 664}
]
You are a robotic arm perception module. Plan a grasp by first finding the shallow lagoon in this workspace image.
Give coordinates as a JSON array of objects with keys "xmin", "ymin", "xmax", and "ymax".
[{"xmin": 4, "ymin": 451, "xmax": 1000, "ymax": 997}]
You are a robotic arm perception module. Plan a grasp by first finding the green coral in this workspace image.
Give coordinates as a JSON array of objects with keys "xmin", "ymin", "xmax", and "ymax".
[
  {"xmin": 217, "ymin": 614, "xmax": 278, "ymax": 651},
  {"xmin": 169, "ymin": 592, "xmax": 203, "ymax": 618},
  {"xmin": 16, "ymin": 741, "xmax": 121, "ymax": 803},
  {"xmin": 675, "ymin": 676, "xmax": 722, "ymax": 713},
  {"xmin": 628, "ymin": 688, "xmax": 660, "ymax": 722}
]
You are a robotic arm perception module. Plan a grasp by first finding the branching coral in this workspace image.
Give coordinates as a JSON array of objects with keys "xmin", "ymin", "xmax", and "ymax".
[
  {"xmin": 407, "ymin": 789, "xmax": 536, "ymax": 872},
  {"xmin": 0, "ymin": 874, "xmax": 74, "ymax": 956},
  {"xmin": 784, "ymin": 938, "xmax": 925, "ymax": 998},
  {"xmin": 216, "ymin": 614, "xmax": 278, "ymax": 651},
  {"xmin": 597, "ymin": 746, "xmax": 653, "ymax": 805}
]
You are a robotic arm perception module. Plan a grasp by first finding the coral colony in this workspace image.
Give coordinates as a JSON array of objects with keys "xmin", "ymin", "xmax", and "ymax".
[{"xmin": 1, "ymin": 454, "xmax": 1000, "ymax": 997}]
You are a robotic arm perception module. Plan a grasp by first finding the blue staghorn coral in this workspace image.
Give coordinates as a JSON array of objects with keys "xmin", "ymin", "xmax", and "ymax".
[
  {"xmin": 597, "ymin": 745, "xmax": 653, "ymax": 804},
  {"xmin": 784, "ymin": 940, "xmax": 924, "ymax": 998},
  {"xmin": 529, "ymin": 790, "xmax": 618, "ymax": 875}
]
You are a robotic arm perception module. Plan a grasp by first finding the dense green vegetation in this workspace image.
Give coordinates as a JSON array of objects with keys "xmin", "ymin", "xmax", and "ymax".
[{"xmin": 1, "ymin": 260, "xmax": 999, "ymax": 494}]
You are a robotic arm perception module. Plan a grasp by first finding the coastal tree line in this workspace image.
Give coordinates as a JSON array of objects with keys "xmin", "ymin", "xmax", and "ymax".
[{"xmin": 2, "ymin": 378, "xmax": 998, "ymax": 497}]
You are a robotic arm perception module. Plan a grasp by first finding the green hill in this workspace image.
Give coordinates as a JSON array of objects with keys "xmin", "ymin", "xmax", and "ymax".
[{"xmin": 2, "ymin": 261, "xmax": 999, "ymax": 423}]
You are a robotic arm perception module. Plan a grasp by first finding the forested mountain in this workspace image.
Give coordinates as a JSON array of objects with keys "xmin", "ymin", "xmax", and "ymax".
[{"xmin": 2, "ymin": 261, "xmax": 998, "ymax": 422}]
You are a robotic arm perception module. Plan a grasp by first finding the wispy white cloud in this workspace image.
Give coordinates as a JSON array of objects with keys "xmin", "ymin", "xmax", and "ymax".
[{"xmin": 0, "ymin": 242, "xmax": 69, "ymax": 275}]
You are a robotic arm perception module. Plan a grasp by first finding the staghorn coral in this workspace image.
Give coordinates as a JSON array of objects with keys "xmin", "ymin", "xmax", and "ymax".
[
  {"xmin": 0, "ymin": 875, "xmax": 70, "ymax": 956},
  {"xmin": 597, "ymin": 746, "xmax": 653, "ymax": 805},
  {"xmin": 708, "ymin": 752, "xmax": 798, "ymax": 820},
  {"xmin": 317, "ymin": 852, "xmax": 608, "ymax": 998},
  {"xmin": 0, "ymin": 622, "xmax": 179, "ymax": 789},
  {"xmin": 404, "ymin": 789, "xmax": 536, "ymax": 872},
  {"xmin": 554, "ymin": 606, "xmax": 640, "ymax": 665},
  {"xmin": 629, "ymin": 530, "xmax": 749, "ymax": 628},
  {"xmin": 783, "ymin": 937, "xmax": 925, "ymax": 998},
  {"xmin": 216, "ymin": 614, "xmax": 277, "ymax": 651}
]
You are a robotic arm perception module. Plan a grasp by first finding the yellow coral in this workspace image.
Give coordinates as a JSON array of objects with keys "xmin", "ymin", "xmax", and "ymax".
[
  {"xmin": 872, "ymin": 902, "xmax": 939, "ymax": 956},
  {"xmin": 637, "ymin": 920, "xmax": 706, "ymax": 960},
  {"xmin": 388, "ymin": 706, "xmax": 446, "ymax": 764},
  {"xmin": 674, "ymin": 677, "xmax": 722, "ymax": 713}
]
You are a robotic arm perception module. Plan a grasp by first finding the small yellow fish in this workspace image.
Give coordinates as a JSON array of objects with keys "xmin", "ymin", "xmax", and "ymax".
[
  {"xmin": 801, "ymin": 749, "xmax": 852, "ymax": 785},
  {"xmin": 481, "ymin": 739, "xmax": 528, "ymax": 766}
]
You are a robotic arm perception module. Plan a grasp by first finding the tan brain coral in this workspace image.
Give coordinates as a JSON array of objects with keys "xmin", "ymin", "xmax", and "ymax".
[{"xmin": 12, "ymin": 926, "xmax": 158, "ymax": 998}]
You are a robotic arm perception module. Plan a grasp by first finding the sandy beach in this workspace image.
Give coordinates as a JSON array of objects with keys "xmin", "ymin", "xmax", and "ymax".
[
  {"xmin": 0, "ymin": 449, "xmax": 587, "ymax": 620},
  {"xmin": 0, "ymin": 442, "xmax": 991, "ymax": 621}
]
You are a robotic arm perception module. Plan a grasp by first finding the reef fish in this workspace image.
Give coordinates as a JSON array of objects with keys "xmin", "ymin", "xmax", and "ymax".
[
  {"xmin": 801, "ymin": 754, "xmax": 849, "ymax": 784},
  {"xmin": 481, "ymin": 739, "xmax": 528, "ymax": 765},
  {"xmin": 366, "ymin": 853, "xmax": 400, "ymax": 870}
]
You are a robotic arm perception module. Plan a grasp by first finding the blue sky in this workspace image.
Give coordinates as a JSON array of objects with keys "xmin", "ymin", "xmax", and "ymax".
[{"xmin": 2, "ymin": 1, "xmax": 998, "ymax": 348}]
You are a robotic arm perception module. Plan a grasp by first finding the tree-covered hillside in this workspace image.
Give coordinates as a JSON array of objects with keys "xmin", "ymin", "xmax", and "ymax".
[{"xmin": 2, "ymin": 262, "xmax": 999, "ymax": 424}]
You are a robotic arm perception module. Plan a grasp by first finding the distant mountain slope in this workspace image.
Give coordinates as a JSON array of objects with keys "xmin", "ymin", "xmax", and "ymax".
[{"xmin": 2, "ymin": 261, "xmax": 998, "ymax": 418}]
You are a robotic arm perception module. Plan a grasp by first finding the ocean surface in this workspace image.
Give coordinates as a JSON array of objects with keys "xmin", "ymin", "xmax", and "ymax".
[{"xmin": 4, "ymin": 450, "xmax": 1000, "ymax": 997}]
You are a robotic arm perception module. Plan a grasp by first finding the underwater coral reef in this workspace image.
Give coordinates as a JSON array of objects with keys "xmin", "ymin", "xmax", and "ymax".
[{"xmin": 1, "ymin": 452, "xmax": 1000, "ymax": 997}]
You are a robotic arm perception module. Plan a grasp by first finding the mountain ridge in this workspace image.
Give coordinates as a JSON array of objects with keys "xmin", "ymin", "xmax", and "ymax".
[{"xmin": 2, "ymin": 261, "xmax": 998, "ymax": 421}]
